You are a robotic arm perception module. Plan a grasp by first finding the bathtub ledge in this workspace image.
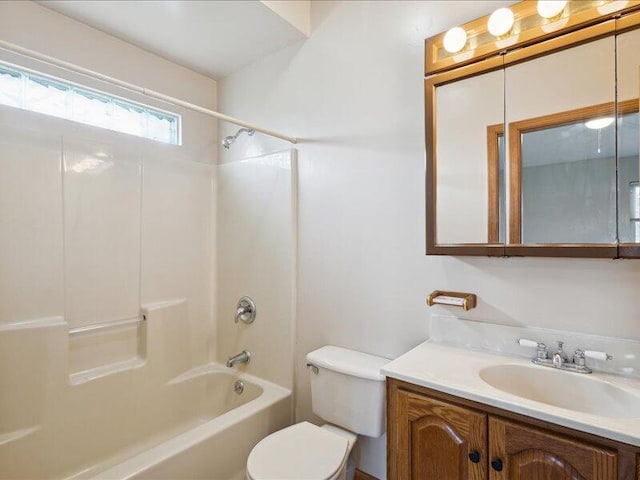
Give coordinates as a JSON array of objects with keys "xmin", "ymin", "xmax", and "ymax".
[{"xmin": 69, "ymin": 356, "xmax": 146, "ymax": 385}]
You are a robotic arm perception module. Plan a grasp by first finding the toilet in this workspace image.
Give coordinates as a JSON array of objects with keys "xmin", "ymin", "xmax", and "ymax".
[{"xmin": 246, "ymin": 346, "xmax": 389, "ymax": 480}]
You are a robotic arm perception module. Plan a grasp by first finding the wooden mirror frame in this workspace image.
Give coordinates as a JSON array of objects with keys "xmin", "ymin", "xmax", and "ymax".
[
  {"xmin": 425, "ymin": 57, "xmax": 506, "ymax": 257},
  {"xmin": 425, "ymin": 5, "xmax": 640, "ymax": 258},
  {"xmin": 487, "ymin": 124, "xmax": 503, "ymax": 245}
]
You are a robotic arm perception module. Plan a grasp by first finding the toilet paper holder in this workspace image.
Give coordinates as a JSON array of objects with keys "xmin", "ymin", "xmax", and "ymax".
[{"xmin": 427, "ymin": 290, "xmax": 477, "ymax": 311}]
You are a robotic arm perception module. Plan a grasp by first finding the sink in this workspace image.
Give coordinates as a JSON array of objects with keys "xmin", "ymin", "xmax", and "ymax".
[{"xmin": 479, "ymin": 364, "xmax": 640, "ymax": 419}]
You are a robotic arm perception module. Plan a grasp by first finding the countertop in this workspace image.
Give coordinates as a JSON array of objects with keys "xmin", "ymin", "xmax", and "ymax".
[{"xmin": 381, "ymin": 340, "xmax": 640, "ymax": 447}]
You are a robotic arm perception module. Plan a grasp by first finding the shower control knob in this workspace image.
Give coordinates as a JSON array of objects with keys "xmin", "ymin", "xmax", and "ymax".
[{"xmin": 234, "ymin": 296, "xmax": 256, "ymax": 324}]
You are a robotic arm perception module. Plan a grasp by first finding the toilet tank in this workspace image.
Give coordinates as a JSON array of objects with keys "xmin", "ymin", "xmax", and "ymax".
[{"xmin": 306, "ymin": 346, "xmax": 389, "ymax": 438}]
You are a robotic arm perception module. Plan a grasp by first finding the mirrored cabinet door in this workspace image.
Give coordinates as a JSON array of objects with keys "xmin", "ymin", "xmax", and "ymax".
[
  {"xmin": 504, "ymin": 34, "xmax": 617, "ymax": 256},
  {"xmin": 427, "ymin": 58, "xmax": 505, "ymax": 255},
  {"xmin": 616, "ymin": 26, "xmax": 640, "ymax": 258}
]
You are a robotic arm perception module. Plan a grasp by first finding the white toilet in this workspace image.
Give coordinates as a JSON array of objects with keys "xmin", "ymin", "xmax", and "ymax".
[{"xmin": 246, "ymin": 346, "xmax": 389, "ymax": 480}]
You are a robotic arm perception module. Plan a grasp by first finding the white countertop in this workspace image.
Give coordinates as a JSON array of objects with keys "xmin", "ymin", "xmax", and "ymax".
[{"xmin": 382, "ymin": 340, "xmax": 640, "ymax": 447}]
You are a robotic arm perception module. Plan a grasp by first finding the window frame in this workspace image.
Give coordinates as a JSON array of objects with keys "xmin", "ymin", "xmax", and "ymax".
[{"xmin": 0, "ymin": 60, "xmax": 182, "ymax": 145}]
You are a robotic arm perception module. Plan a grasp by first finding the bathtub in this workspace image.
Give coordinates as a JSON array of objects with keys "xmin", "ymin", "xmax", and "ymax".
[
  {"xmin": 0, "ymin": 363, "xmax": 292, "ymax": 480},
  {"xmin": 67, "ymin": 365, "xmax": 292, "ymax": 480},
  {"xmin": 1, "ymin": 300, "xmax": 291, "ymax": 480}
]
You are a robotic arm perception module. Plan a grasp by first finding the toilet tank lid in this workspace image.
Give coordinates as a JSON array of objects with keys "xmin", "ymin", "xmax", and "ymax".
[{"xmin": 306, "ymin": 346, "xmax": 390, "ymax": 381}]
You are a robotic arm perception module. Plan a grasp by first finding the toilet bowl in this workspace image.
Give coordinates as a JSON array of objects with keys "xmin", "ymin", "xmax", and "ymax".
[
  {"xmin": 246, "ymin": 422, "xmax": 356, "ymax": 480},
  {"xmin": 246, "ymin": 346, "xmax": 389, "ymax": 480}
]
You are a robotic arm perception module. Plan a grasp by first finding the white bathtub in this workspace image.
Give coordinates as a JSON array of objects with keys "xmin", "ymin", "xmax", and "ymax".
[
  {"xmin": 1, "ymin": 301, "xmax": 292, "ymax": 480},
  {"xmin": 70, "ymin": 365, "xmax": 292, "ymax": 480}
]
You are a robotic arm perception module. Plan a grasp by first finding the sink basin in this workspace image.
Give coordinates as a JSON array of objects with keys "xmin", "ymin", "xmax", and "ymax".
[{"xmin": 479, "ymin": 364, "xmax": 640, "ymax": 419}]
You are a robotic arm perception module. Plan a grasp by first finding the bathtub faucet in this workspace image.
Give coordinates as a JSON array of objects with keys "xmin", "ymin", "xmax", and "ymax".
[{"xmin": 226, "ymin": 350, "xmax": 251, "ymax": 368}]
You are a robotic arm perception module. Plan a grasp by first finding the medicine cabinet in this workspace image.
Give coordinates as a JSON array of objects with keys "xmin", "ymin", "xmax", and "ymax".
[{"xmin": 426, "ymin": 1, "xmax": 640, "ymax": 258}]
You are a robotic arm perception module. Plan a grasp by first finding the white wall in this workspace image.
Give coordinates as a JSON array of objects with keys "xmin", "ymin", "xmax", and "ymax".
[{"xmin": 218, "ymin": 1, "xmax": 640, "ymax": 477}]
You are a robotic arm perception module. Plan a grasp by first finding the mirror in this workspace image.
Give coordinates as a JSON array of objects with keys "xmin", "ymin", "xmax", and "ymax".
[
  {"xmin": 432, "ymin": 66, "xmax": 504, "ymax": 247},
  {"xmin": 505, "ymin": 36, "xmax": 616, "ymax": 247},
  {"xmin": 617, "ymin": 28, "xmax": 640, "ymax": 256}
]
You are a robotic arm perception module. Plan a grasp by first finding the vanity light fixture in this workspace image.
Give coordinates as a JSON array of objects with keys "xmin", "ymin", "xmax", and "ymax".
[
  {"xmin": 488, "ymin": 7, "xmax": 515, "ymax": 37},
  {"xmin": 585, "ymin": 117, "xmax": 614, "ymax": 129},
  {"xmin": 443, "ymin": 27, "xmax": 467, "ymax": 54},
  {"xmin": 537, "ymin": 0, "xmax": 568, "ymax": 19}
]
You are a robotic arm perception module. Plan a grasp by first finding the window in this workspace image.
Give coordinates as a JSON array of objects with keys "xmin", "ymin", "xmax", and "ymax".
[{"xmin": 0, "ymin": 62, "xmax": 181, "ymax": 145}]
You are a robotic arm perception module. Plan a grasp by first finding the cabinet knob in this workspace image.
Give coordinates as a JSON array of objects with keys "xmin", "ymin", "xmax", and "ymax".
[
  {"xmin": 468, "ymin": 450, "xmax": 481, "ymax": 463},
  {"xmin": 491, "ymin": 458, "xmax": 504, "ymax": 472}
]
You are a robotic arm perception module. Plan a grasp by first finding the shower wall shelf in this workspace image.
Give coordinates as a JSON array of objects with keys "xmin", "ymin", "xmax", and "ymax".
[{"xmin": 426, "ymin": 290, "xmax": 477, "ymax": 311}]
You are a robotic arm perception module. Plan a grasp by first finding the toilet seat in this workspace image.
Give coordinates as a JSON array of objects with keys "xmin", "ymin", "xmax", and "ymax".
[{"xmin": 246, "ymin": 422, "xmax": 349, "ymax": 480}]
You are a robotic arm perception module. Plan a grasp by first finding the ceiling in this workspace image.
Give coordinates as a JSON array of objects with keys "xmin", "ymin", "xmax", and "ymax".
[{"xmin": 38, "ymin": 0, "xmax": 308, "ymax": 79}]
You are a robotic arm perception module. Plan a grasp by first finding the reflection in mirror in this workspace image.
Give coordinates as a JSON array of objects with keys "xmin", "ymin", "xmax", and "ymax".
[
  {"xmin": 510, "ymin": 102, "xmax": 626, "ymax": 244},
  {"xmin": 632, "ymin": 181, "xmax": 640, "ymax": 242},
  {"xmin": 617, "ymin": 28, "xmax": 640, "ymax": 249},
  {"xmin": 487, "ymin": 125, "xmax": 505, "ymax": 243},
  {"xmin": 435, "ymin": 68, "xmax": 504, "ymax": 245},
  {"xmin": 618, "ymin": 110, "xmax": 640, "ymax": 243},
  {"xmin": 505, "ymin": 36, "xmax": 616, "ymax": 245}
]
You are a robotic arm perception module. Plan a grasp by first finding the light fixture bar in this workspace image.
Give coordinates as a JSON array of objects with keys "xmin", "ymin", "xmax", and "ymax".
[{"xmin": 425, "ymin": 0, "xmax": 640, "ymax": 76}]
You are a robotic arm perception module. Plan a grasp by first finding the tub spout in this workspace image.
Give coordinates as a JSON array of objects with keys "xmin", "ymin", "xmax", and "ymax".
[{"xmin": 226, "ymin": 350, "xmax": 251, "ymax": 368}]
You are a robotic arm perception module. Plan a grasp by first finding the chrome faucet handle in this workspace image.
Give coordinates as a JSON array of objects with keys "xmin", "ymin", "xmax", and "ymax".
[
  {"xmin": 572, "ymin": 349, "xmax": 611, "ymax": 373},
  {"xmin": 234, "ymin": 296, "xmax": 256, "ymax": 324},
  {"xmin": 234, "ymin": 306, "xmax": 248, "ymax": 323},
  {"xmin": 584, "ymin": 350, "xmax": 613, "ymax": 361},
  {"xmin": 516, "ymin": 338, "xmax": 548, "ymax": 360},
  {"xmin": 573, "ymin": 349, "xmax": 586, "ymax": 367}
]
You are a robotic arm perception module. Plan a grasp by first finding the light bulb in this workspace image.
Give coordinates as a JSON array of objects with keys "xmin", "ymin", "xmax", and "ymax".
[
  {"xmin": 598, "ymin": 1, "xmax": 629, "ymax": 15},
  {"xmin": 488, "ymin": 8, "xmax": 515, "ymax": 37},
  {"xmin": 585, "ymin": 117, "xmax": 614, "ymax": 130},
  {"xmin": 443, "ymin": 27, "xmax": 467, "ymax": 54},
  {"xmin": 537, "ymin": 1, "xmax": 567, "ymax": 19}
]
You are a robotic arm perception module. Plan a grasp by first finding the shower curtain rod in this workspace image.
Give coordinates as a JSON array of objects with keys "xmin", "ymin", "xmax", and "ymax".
[{"xmin": 0, "ymin": 39, "xmax": 298, "ymax": 145}]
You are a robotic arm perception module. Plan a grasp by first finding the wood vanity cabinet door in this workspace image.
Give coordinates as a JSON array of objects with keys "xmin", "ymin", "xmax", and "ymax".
[
  {"xmin": 488, "ymin": 417, "xmax": 617, "ymax": 480},
  {"xmin": 389, "ymin": 389, "xmax": 487, "ymax": 480}
]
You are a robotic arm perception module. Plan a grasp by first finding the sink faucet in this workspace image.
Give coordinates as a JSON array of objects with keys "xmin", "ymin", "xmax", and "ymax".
[
  {"xmin": 226, "ymin": 350, "xmax": 251, "ymax": 368},
  {"xmin": 552, "ymin": 341, "xmax": 568, "ymax": 367},
  {"xmin": 517, "ymin": 338, "xmax": 612, "ymax": 374}
]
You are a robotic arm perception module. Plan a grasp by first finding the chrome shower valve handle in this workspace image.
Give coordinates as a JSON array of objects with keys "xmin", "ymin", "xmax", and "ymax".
[{"xmin": 234, "ymin": 296, "xmax": 256, "ymax": 324}]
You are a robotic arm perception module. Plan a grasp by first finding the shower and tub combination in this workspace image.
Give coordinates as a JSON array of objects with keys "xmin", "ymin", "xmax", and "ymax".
[
  {"xmin": 0, "ymin": 18, "xmax": 297, "ymax": 477},
  {"xmin": 0, "ymin": 139, "xmax": 298, "ymax": 479},
  {"xmin": 0, "ymin": 131, "xmax": 297, "ymax": 480},
  {"xmin": 0, "ymin": 102, "xmax": 294, "ymax": 480}
]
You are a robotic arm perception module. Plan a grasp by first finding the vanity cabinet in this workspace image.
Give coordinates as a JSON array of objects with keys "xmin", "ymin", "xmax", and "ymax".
[
  {"xmin": 392, "ymin": 389, "xmax": 487, "ymax": 480},
  {"xmin": 388, "ymin": 379, "xmax": 640, "ymax": 480},
  {"xmin": 489, "ymin": 417, "xmax": 616, "ymax": 479}
]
